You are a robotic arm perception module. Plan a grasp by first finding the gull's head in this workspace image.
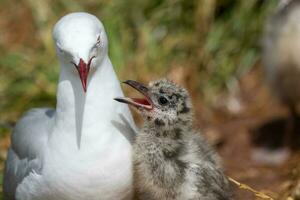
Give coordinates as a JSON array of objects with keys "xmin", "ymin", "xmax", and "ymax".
[{"xmin": 53, "ymin": 12, "xmax": 108, "ymax": 92}]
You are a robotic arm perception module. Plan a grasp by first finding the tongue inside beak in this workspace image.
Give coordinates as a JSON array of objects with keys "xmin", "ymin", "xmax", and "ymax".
[
  {"xmin": 114, "ymin": 97, "xmax": 152, "ymax": 110},
  {"xmin": 73, "ymin": 57, "xmax": 95, "ymax": 92},
  {"xmin": 132, "ymin": 98, "xmax": 151, "ymax": 106}
]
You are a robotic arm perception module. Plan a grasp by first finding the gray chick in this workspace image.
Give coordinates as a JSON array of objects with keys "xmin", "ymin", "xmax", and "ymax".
[
  {"xmin": 263, "ymin": 0, "xmax": 300, "ymax": 146},
  {"xmin": 114, "ymin": 79, "xmax": 232, "ymax": 200}
]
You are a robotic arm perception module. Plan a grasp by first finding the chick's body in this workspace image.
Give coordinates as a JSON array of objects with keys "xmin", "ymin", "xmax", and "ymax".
[
  {"xmin": 134, "ymin": 126, "xmax": 230, "ymax": 200},
  {"xmin": 115, "ymin": 79, "xmax": 232, "ymax": 200}
]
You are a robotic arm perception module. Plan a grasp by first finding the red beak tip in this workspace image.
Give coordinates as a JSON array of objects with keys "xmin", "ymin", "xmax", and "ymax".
[{"xmin": 74, "ymin": 57, "xmax": 95, "ymax": 92}]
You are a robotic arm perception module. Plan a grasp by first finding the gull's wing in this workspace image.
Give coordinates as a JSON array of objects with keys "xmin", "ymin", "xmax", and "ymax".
[{"xmin": 3, "ymin": 108, "xmax": 54, "ymax": 200}]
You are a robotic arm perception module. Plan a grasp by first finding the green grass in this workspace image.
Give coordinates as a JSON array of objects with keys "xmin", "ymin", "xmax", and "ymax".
[{"xmin": 0, "ymin": 0, "xmax": 277, "ymax": 123}]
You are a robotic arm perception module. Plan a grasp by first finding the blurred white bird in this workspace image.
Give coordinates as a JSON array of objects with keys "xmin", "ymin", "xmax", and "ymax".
[
  {"xmin": 3, "ymin": 12, "xmax": 136, "ymax": 200},
  {"xmin": 263, "ymin": 0, "xmax": 300, "ymax": 148}
]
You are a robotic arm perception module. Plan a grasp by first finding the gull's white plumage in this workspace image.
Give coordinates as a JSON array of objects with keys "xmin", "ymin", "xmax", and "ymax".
[{"xmin": 3, "ymin": 12, "xmax": 136, "ymax": 200}]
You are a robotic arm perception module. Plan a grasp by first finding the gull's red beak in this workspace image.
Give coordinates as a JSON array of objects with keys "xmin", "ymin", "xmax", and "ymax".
[{"xmin": 72, "ymin": 57, "xmax": 95, "ymax": 92}]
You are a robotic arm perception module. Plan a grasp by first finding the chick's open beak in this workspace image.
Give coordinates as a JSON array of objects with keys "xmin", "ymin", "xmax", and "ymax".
[{"xmin": 114, "ymin": 80, "xmax": 153, "ymax": 110}]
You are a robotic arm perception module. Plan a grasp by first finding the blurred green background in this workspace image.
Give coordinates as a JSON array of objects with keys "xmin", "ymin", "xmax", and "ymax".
[{"xmin": 0, "ymin": 0, "xmax": 278, "ymax": 198}]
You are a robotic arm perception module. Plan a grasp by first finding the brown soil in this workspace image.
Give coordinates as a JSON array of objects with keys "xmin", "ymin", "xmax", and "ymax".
[{"xmin": 197, "ymin": 64, "xmax": 300, "ymax": 200}]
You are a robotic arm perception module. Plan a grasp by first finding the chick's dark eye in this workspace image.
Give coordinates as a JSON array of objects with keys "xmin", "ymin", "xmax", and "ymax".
[{"xmin": 158, "ymin": 96, "xmax": 168, "ymax": 105}]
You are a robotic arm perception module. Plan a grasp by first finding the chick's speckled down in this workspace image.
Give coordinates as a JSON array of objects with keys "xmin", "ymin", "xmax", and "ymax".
[{"xmin": 126, "ymin": 79, "xmax": 233, "ymax": 200}]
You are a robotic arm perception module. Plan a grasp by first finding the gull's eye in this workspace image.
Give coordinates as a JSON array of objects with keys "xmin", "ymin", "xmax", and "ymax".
[
  {"xmin": 57, "ymin": 43, "xmax": 65, "ymax": 53},
  {"xmin": 58, "ymin": 48, "xmax": 64, "ymax": 53},
  {"xmin": 56, "ymin": 43, "xmax": 66, "ymax": 54},
  {"xmin": 96, "ymin": 35, "xmax": 101, "ymax": 47},
  {"xmin": 158, "ymin": 96, "xmax": 169, "ymax": 106}
]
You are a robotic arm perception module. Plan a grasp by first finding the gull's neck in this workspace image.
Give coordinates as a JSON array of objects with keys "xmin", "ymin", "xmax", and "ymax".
[{"xmin": 52, "ymin": 55, "xmax": 125, "ymax": 149}]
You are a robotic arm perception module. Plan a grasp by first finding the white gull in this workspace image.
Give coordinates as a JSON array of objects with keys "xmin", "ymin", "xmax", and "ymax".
[{"xmin": 3, "ymin": 12, "xmax": 136, "ymax": 200}]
